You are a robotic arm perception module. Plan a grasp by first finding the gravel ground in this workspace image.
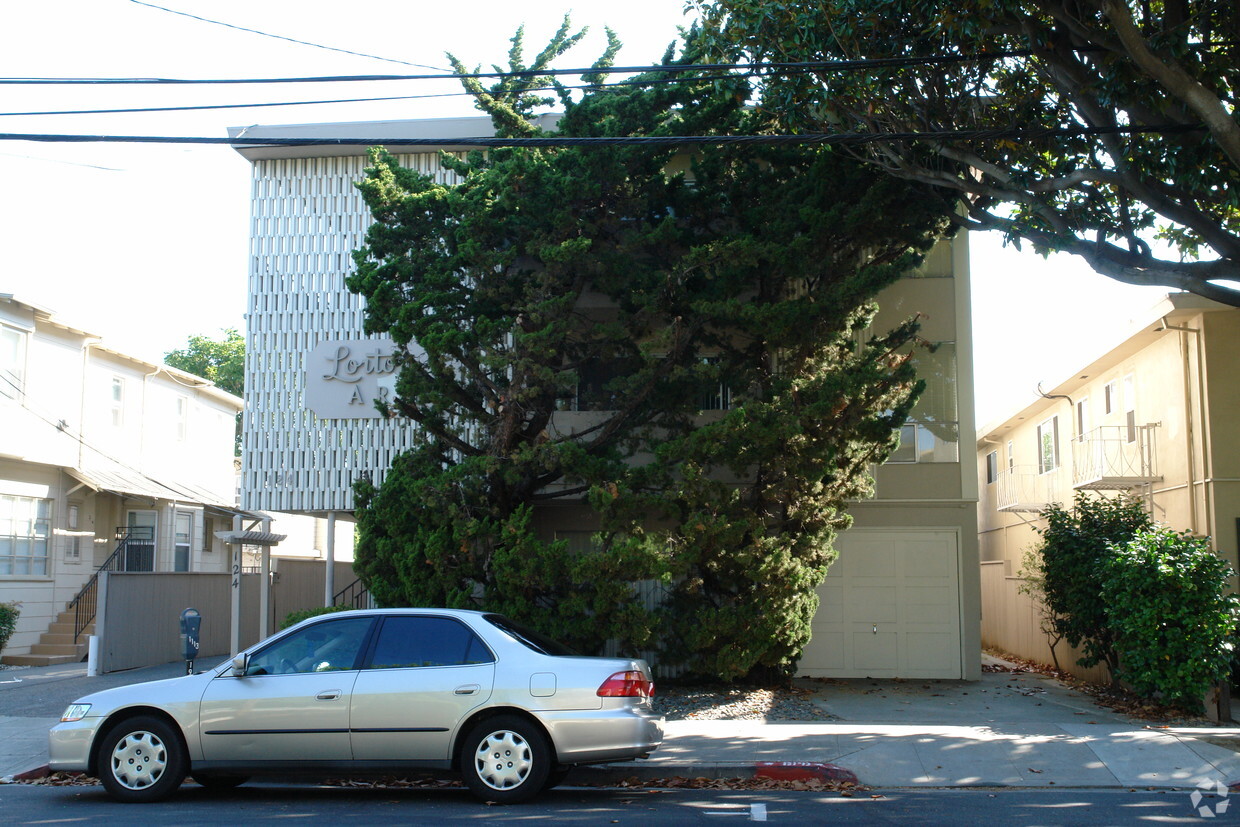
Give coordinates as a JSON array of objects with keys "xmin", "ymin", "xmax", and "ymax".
[{"xmin": 653, "ymin": 684, "xmax": 837, "ymax": 721}]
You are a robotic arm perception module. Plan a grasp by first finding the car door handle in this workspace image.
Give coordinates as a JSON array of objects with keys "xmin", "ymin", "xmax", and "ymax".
[
  {"xmin": 316, "ymin": 690, "xmax": 342, "ymax": 701},
  {"xmin": 454, "ymin": 684, "xmax": 480, "ymax": 695}
]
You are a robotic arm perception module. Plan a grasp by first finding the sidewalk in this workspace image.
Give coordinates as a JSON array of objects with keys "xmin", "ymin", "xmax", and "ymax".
[{"xmin": 3, "ymin": 655, "xmax": 1240, "ymax": 789}]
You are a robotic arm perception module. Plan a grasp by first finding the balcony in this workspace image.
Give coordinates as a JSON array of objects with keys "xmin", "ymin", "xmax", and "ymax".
[
  {"xmin": 996, "ymin": 465, "xmax": 1063, "ymax": 513},
  {"xmin": 1072, "ymin": 424, "xmax": 1160, "ymax": 491}
]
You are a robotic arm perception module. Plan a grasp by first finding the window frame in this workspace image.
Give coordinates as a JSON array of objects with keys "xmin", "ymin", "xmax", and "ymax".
[
  {"xmin": 1036, "ymin": 415, "xmax": 1060, "ymax": 474},
  {"xmin": 110, "ymin": 377, "xmax": 126, "ymax": 427},
  {"xmin": 0, "ymin": 324, "xmax": 27, "ymax": 400},
  {"xmin": 0, "ymin": 494, "xmax": 51, "ymax": 577}
]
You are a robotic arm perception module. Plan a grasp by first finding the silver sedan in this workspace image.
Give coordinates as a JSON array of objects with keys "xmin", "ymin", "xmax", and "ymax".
[{"xmin": 49, "ymin": 608, "xmax": 663, "ymax": 804}]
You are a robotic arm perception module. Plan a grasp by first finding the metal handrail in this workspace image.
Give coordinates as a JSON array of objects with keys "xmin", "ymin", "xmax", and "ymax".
[
  {"xmin": 333, "ymin": 578, "xmax": 374, "ymax": 610},
  {"xmin": 65, "ymin": 530, "xmax": 133, "ymax": 643}
]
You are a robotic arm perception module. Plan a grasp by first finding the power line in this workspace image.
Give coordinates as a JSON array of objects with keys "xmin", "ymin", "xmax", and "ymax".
[
  {"xmin": 127, "ymin": 0, "xmax": 450, "ymax": 73},
  {"xmin": 0, "ymin": 74, "xmax": 748, "ymax": 118},
  {"xmin": 0, "ymin": 123, "xmax": 1206, "ymax": 148},
  {"xmin": 0, "ymin": 49, "xmax": 1065, "ymax": 85}
]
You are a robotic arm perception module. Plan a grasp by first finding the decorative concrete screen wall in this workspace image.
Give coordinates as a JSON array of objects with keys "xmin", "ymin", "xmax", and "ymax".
[{"xmin": 243, "ymin": 152, "xmax": 461, "ymax": 512}]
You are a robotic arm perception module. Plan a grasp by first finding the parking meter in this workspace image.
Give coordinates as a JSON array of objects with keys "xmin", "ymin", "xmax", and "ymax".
[{"xmin": 180, "ymin": 607, "xmax": 202, "ymax": 675}]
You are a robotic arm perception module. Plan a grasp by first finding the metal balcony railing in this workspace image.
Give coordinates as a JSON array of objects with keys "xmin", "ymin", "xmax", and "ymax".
[
  {"xmin": 995, "ymin": 465, "xmax": 1063, "ymax": 513},
  {"xmin": 1072, "ymin": 424, "xmax": 1160, "ymax": 490}
]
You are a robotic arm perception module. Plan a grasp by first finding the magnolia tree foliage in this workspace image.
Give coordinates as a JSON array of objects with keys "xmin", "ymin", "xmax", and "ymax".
[
  {"xmin": 694, "ymin": 0, "xmax": 1240, "ymax": 305},
  {"xmin": 348, "ymin": 23, "xmax": 955, "ymax": 680}
]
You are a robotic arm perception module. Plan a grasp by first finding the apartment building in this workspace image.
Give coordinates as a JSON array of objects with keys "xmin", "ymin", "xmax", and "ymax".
[
  {"xmin": 230, "ymin": 116, "xmax": 981, "ymax": 680},
  {"xmin": 0, "ymin": 294, "xmax": 242, "ymax": 663},
  {"xmin": 977, "ymin": 293, "xmax": 1240, "ymax": 678}
]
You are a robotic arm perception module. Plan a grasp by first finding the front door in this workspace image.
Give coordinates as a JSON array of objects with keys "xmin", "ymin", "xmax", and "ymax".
[
  {"xmin": 124, "ymin": 511, "xmax": 156, "ymax": 572},
  {"xmin": 199, "ymin": 616, "xmax": 375, "ymax": 763}
]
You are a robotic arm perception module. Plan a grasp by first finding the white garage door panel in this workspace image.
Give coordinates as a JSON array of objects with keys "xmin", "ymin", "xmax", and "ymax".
[{"xmin": 799, "ymin": 530, "xmax": 962, "ymax": 679}]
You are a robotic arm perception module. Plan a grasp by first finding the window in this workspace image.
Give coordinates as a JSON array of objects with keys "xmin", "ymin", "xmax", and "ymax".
[
  {"xmin": 366, "ymin": 616, "xmax": 494, "ymax": 669},
  {"xmin": 0, "ymin": 495, "xmax": 51, "ymax": 576},
  {"xmin": 697, "ymin": 357, "xmax": 732, "ymax": 411},
  {"xmin": 1037, "ymin": 416, "xmax": 1060, "ymax": 474},
  {"xmin": 560, "ymin": 356, "xmax": 639, "ymax": 412},
  {"xmin": 175, "ymin": 396, "xmax": 189, "ymax": 441},
  {"xmin": 1123, "ymin": 374, "xmax": 1136, "ymax": 443},
  {"xmin": 887, "ymin": 343, "xmax": 959, "ymax": 464},
  {"xmin": 1075, "ymin": 397, "xmax": 1090, "ymax": 439},
  {"xmin": 1006, "ymin": 441, "xmax": 1015, "ymax": 472},
  {"xmin": 174, "ymin": 512, "xmax": 192, "ymax": 572},
  {"xmin": 66, "ymin": 503, "xmax": 81, "ymax": 560},
  {"xmin": 110, "ymin": 377, "xmax": 125, "ymax": 427},
  {"xmin": 1103, "ymin": 380, "xmax": 1118, "ymax": 415},
  {"xmin": 985, "ymin": 451, "xmax": 998, "ymax": 484},
  {"xmin": 0, "ymin": 325, "xmax": 26, "ymax": 400},
  {"xmin": 245, "ymin": 617, "xmax": 374, "ymax": 675}
]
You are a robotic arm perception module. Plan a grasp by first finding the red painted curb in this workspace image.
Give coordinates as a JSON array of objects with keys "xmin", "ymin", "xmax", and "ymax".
[
  {"xmin": 13, "ymin": 765, "xmax": 49, "ymax": 782},
  {"xmin": 754, "ymin": 761, "xmax": 859, "ymax": 786}
]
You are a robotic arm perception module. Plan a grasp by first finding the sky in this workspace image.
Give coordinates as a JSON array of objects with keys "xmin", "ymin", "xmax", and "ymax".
[{"xmin": 2, "ymin": 0, "xmax": 1169, "ymax": 427}]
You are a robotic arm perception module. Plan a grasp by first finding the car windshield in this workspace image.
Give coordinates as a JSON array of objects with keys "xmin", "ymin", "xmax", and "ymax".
[{"xmin": 482, "ymin": 614, "xmax": 578, "ymax": 656}]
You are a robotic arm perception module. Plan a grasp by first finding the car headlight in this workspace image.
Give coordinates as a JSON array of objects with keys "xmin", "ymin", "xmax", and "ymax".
[{"xmin": 60, "ymin": 704, "xmax": 92, "ymax": 722}]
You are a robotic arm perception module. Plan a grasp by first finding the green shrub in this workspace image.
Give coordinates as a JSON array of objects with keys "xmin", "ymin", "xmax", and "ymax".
[
  {"xmin": 1032, "ymin": 494, "xmax": 1151, "ymax": 674},
  {"xmin": 1102, "ymin": 528, "xmax": 1238, "ymax": 712},
  {"xmin": 0, "ymin": 601, "xmax": 19, "ymax": 654},
  {"xmin": 280, "ymin": 605, "xmax": 351, "ymax": 630}
]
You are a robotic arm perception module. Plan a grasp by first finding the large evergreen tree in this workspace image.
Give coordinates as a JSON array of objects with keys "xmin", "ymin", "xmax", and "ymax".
[{"xmin": 348, "ymin": 22, "xmax": 956, "ymax": 680}]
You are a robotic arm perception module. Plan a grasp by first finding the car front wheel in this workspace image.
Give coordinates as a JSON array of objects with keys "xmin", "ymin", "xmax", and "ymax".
[
  {"xmin": 98, "ymin": 715, "xmax": 187, "ymax": 803},
  {"xmin": 461, "ymin": 715, "xmax": 551, "ymax": 803}
]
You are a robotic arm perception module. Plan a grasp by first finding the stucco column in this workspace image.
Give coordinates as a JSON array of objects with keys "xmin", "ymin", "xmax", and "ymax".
[{"xmin": 324, "ymin": 511, "xmax": 337, "ymax": 607}]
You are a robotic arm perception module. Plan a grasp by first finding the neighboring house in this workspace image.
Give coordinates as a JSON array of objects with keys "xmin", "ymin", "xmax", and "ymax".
[
  {"xmin": 976, "ymin": 293, "xmax": 1240, "ymax": 681},
  {"xmin": 0, "ymin": 294, "xmax": 242, "ymax": 664},
  {"xmin": 229, "ymin": 116, "xmax": 981, "ymax": 680}
]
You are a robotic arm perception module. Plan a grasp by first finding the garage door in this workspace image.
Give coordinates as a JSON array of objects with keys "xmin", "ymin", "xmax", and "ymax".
[{"xmin": 798, "ymin": 529, "xmax": 962, "ymax": 679}]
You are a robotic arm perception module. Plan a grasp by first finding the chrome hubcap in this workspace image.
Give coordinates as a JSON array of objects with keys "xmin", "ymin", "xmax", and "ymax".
[
  {"xmin": 110, "ymin": 730, "xmax": 168, "ymax": 790},
  {"xmin": 473, "ymin": 729, "xmax": 533, "ymax": 791}
]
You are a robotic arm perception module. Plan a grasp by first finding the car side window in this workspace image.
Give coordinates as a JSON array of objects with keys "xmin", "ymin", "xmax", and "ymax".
[
  {"xmin": 245, "ymin": 617, "xmax": 373, "ymax": 676},
  {"xmin": 365, "ymin": 616, "xmax": 495, "ymax": 669}
]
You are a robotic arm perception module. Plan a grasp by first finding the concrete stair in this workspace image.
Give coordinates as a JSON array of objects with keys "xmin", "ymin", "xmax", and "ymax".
[{"xmin": 1, "ymin": 609, "xmax": 93, "ymax": 667}]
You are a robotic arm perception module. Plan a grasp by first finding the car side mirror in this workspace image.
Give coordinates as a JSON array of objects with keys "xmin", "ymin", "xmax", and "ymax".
[{"xmin": 230, "ymin": 653, "xmax": 249, "ymax": 677}]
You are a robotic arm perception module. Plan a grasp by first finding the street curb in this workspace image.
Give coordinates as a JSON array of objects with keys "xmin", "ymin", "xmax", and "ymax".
[
  {"xmin": 567, "ymin": 761, "xmax": 860, "ymax": 787},
  {"xmin": 9, "ymin": 765, "xmax": 49, "ymax": 782}
]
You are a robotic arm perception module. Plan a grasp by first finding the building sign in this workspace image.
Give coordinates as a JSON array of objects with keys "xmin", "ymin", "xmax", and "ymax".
[{"xmin": 305, "ymin": 339, "xmax": 405, "ymax": 419}]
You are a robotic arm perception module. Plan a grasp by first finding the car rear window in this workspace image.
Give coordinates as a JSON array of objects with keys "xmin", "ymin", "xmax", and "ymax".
[
  {"xmin": 366, "ymin": 616, "xmax": 495, "ymax": 669},
  {"xmin": 482, "ymin": 614, "xmax": 578, "ymax": 656}
]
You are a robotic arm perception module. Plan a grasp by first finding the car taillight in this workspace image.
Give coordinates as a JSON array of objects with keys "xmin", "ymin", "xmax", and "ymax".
[{"xmin": 597, "ymin": 670, "xmax": 654, "ymax": 698}]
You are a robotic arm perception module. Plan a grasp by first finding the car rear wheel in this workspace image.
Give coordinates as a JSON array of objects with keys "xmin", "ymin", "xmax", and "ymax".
[
  {"xmin": 98, "ymin": 715, "xmax": 187, "ymax": 803},
  {"xmin": 190, "ymin": 772, "xmax": 249, "ymax": 790},
  {"xmin": 461, "ymin": 715, "xmax": 550, "ymax": 803},
  {"xmin": 543, "ymin": 765, "xmax": 572, "ymax": 791}
]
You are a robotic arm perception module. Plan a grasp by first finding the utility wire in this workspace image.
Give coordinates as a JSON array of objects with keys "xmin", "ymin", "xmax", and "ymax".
[
  {"xmin": 0, "ymin": 73, "xmax": 749, "ymax": 118},
  {"xmin": 0, "ymin": 49, "xmax": 1080, "ymax": 85},
  {"xmin": 0, "ymin": 123, "xmax": 1206, "ymax": 147},
  {"xmin": 127, "ymin": 0, "xmax": 451, "ymax": 73}
]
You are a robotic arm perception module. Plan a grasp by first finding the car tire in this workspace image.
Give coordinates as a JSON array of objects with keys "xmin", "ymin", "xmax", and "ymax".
[
  {"xmin": 461, "ymin": 715, "xmax": 551, "ymax": 803},
  {"xmin": 98, "ymin": 715, "xmax": 187, "ymax": 803},
  {"xmin": 190, "ymin": 772, "xmax": 249, "ymax": 790},
  {"xmin": 542, "ymin": 765, "xmax": 572, "ymax": 791}
]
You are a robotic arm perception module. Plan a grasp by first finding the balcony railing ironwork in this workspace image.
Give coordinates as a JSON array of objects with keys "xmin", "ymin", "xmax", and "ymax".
[
  {"xmin": 1072, "ymin": 424, "xmax": 1160, "ymax": 490},
  {"xmin": 995, "ymin": 465, "xmax": 1063, "ymax": 513}
]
